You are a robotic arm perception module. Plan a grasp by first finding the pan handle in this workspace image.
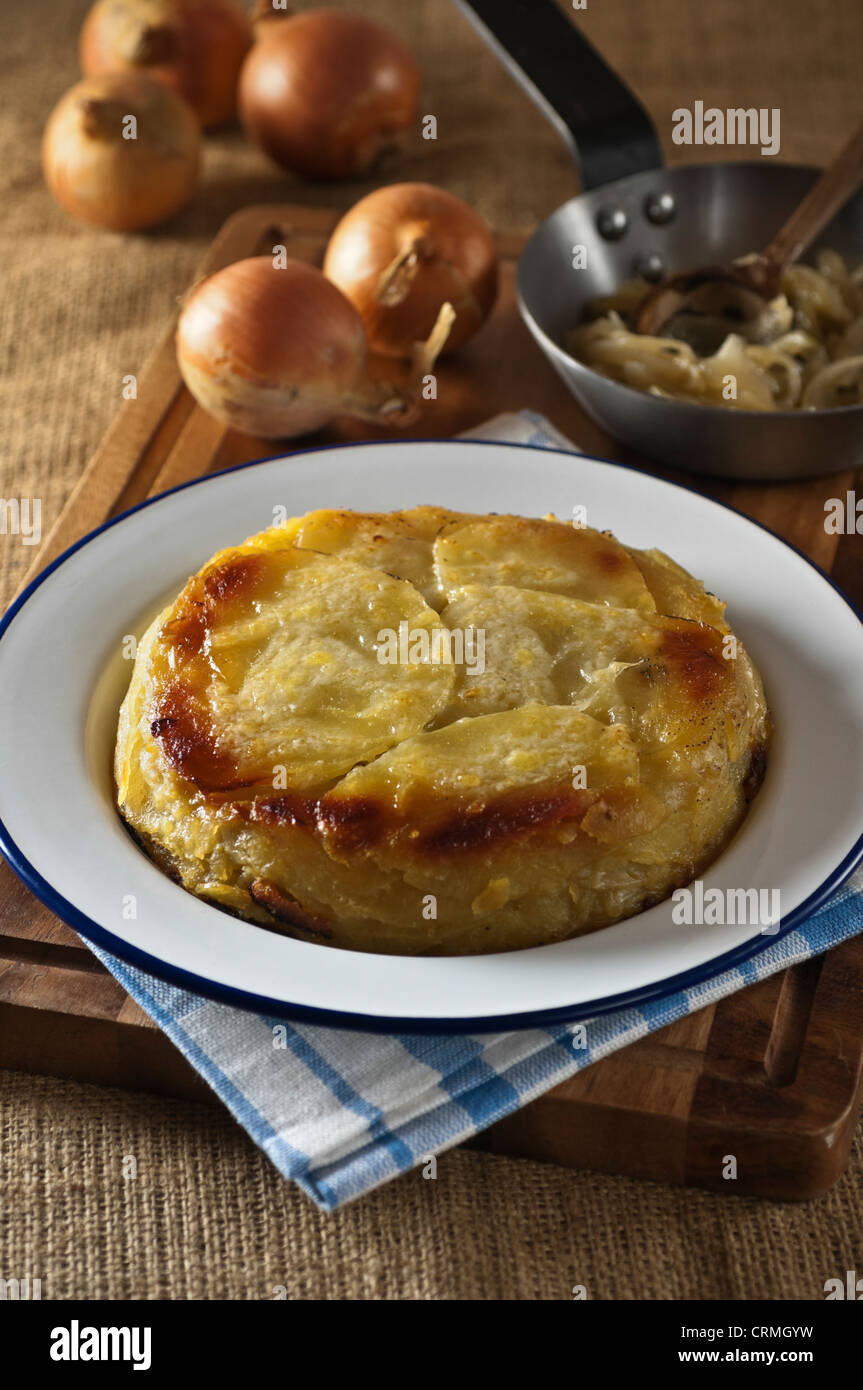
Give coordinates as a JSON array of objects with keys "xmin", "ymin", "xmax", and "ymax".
[{"xmin": 453, "ymin": 0, "xmax": 662, "ymax": 190}]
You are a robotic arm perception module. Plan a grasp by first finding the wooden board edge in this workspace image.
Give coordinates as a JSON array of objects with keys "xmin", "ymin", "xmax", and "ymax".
[
  {"xmin": 0, "ymin": 1002, "xmax": 213, "ymax": 1103},
  {"xmin": 683, "ymin": 942, "xmax": 863, "ymax": 1199}
]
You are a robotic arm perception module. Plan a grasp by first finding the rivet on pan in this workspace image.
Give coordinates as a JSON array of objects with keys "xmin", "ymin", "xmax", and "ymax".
[
  {"xmin": 596, "ymin": 206, "xmax": 628, "ymax": 241},
  {"xmin": 634, "ymin": 251, "xmax": 665, "ymax": 282},
  {"xmin": 644, "ymin": 191, "xmax": 676, "ymax": 225}
]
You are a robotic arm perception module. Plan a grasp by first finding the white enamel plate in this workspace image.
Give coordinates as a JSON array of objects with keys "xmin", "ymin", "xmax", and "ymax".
[{"xmin": 1, "ymin": 441, "xmax": 862, "ymax": 1031}]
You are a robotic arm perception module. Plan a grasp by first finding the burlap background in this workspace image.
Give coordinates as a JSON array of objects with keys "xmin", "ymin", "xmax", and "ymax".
[{"xmin": 1, "ymin": 0, "xmax": 862, "ymax": 1299}]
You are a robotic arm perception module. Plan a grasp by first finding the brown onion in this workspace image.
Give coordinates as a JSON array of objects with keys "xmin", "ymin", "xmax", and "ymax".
[
  {"xmin": 323, "ymin": 183, "xmax": 499, "ymax": 359},
  {"xmin": 43, "ymin": 73, "xmax": 200, "ymax": 232},
  {"xmin": 176, "ymin": 256, "xmax": 454, "ymax": 439},
  {"xmin": 80, "ymin": 0, "xmax": 252, "ymax": 128},
  {"xmin": 239, "ymin": 8, "xmax": 420, "ymax": 181}
]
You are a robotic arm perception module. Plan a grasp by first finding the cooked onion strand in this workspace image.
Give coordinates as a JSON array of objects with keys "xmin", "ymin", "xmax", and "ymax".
[{"xmin": 570, "ymin": 250, "xmax": 863, "ymax": 411}]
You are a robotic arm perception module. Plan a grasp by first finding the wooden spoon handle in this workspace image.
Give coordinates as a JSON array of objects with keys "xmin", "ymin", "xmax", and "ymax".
[{"xmin": 763, "ymin": 117, "xmax": 863, "ymax": 274}]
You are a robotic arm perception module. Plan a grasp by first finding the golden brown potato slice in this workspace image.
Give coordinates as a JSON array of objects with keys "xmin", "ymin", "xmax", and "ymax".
[
  {"xmin": 288, "ymin": 506, "xmax": 464, "ymax": 608},
  {"xmin": 328, "ymin": 704, "xmax": 641, "ymax": 855},
  {"xmin": 148, "ymin": 546, "xmax": 455, "ymax": 793},
  {"xmin": 434, "ymin": 514, "xmax": 656, "ymax": 611},
  {"xmin": 625, "ymin": 545, "xmax": 728, "ymax": 630},
  {"xmin": 438, "ymin": 584, "xmax": 655, "ymax": 717}
]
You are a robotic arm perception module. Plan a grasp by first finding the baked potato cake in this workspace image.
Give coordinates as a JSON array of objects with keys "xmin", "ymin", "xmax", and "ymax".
[{"xmin": 115, "ymin": 506, "xmax": 769, "ymax": 955}]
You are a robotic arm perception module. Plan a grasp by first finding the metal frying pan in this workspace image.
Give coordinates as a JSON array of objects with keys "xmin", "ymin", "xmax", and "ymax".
[{"xmin": 455, "ymin": 0, "xmax": 863, "ymax": 480}]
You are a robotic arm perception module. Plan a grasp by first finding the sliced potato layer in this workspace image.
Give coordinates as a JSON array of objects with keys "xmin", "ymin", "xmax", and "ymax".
[
  {"xmin": 148, "ymin": 547, "xmax": 455, "ymax": 792},
  {"xmin": 434, "ymin": 514, "xmax": 657, "ymax": 611},
  {"xmin": 115, "ymin": 505, "xmax": 769, "ymax": 955}
]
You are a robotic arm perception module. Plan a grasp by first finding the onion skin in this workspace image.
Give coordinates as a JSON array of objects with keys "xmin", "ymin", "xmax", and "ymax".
[
  {"xmin": 177, "ymin": 257, "xmax": 380, "ymax": 438},
  {"xmin": 43, "ymin": 73, "xmax": 200, "ymax": 232},
  {"xmin": 323, "ymin": 183, "xmax": 498, "ymax": 358},
  {"xmin": 239, "ymin": 9, "xmax": 420, "ymax": 181},
  {"xmin": 80, "ymin": 0, "xmax": 252, "ymax": 128}
]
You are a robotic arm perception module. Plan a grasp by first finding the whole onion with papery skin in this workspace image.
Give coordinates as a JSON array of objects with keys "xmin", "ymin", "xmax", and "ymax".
[
  {"xmin": 80, "ymin": 0, "xmax": 252, "ymax": 128},
  {"xmin": 239, "ymin": 8, "xmax": 420, "ymax": 181},
  {"xmin": 43, "ymin": 72, "xmax": 200, "ymax": 232},
  {"xmin": 176, "ymin": 256, "xmax": 453, "ymax": 439},
  {"xmin": 323, "ymin": 183, "xmax": 499, "ymax": 359}
]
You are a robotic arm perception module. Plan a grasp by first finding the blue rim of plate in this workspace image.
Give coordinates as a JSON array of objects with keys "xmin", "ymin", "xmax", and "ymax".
[{"xmin": 1, "ymin": 437, "xmax": 862, "ymax": 1033}]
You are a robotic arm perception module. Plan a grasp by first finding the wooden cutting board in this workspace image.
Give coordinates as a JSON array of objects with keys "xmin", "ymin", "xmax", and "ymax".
[{"xmin": 2, "ymin": 203, "xmax": 862, "ymax": 1200}]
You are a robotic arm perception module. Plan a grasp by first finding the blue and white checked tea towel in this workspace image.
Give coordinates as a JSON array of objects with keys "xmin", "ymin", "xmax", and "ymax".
[{"xmin": 84, "ymin": 412, "xmax": 863, "ymax": 1211}]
